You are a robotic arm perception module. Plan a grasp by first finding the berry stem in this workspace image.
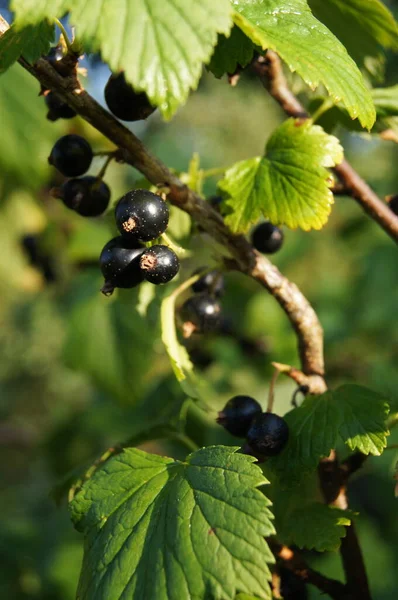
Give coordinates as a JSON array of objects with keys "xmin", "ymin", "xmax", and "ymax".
[
  {"xmin": 95, "ymin": 154, "xmax": 114, "ymax": 182},
  {"xmin": 267, "ymin": 367, "xmax": 280, "ymax": 413},
  {"xmin": 160, "ymin": 232, "xmax": 189, "ymax": 258},
  {"xmin": 171, "ymin": 432, "xmax": 199, "ymax": 453},
  {"xmin": 54, "ymin": 18, "xmax": 73, "ymax": 52},
  {"xmin": 310, "ymin": 97, "xmax": 334, "ymax": 124}
]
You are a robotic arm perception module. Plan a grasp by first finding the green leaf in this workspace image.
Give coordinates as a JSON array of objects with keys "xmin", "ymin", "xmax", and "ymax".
[
  {"xmin": 308, "ymin": 0, "xmax": 398, "ymax": 73},
  {"xmin": 372, "ymin": 85, "xmax": 398, "ymax": 119},
  {"xmin": 281, "ymin": 503, "xmax": 351, "ymax": 552},
  {"xmin": 233, "ymin": 0, "xmax": 376, "ymax": 129},
  {"xmin": 208, "ymin": 26, "xmax": 255, "ymax": 79},
  {"xmin": 10, "ymin": 0, "xmax": 69, "ymax": 24},
  {"xmin": 70, "ymin": 446, "xmax": 275, "ymax": 600},
  {"xmin": 267, "ymin": 392, "xmax": 340, "ymax": 487},
  {"xmin": 334, "ymin": 384, "xmax": 390, "ymax": 455},
  {"xmin": 0, "ymin": 21, "xmax": 54, "ymax": 74},
  {"xmin": 219, "ymin": 118, "xmax": 343, "ymax": 232}
]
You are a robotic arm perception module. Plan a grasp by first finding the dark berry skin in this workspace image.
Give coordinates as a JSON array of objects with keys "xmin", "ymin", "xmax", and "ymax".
[
  {"xmin": 246, "ymin": 412, "xmax": 289, "ymax": 457},
  {"xmin": 115, "ymin": 189, "xmax": 169, "ymax": 242},
  {"xmin": 104, "ymin": 73, "xmax": 156, "ymax": 121},
  {"xmin": 388, "ymin": 195, "xmax": 398, "ymax": 215},
  {"xmin": 217, "ymin": 396, "xmax": 262, "ymax": 437},
  {"xmin": 251, "ymin": 222, "xmax": 284, "ymax": 254},
  {"xmin": 49, "ymin": 135, "xmax": 93, "ymax": 177},
  {"xmin": 61, "ymin": 176, "xmax": 110, "ymax": 217},
  {"xmin": 180, "ymin": 293, "xmax": 222, "ymax": 334},
  {"xmin": 140, "ymin": 245, "xmax": 179, "ymax": 284},
  {"xmin": 192, "ymin": 270, "xmax": 224, "ymax": 297},
  {"xmin": 45, "ymin": 92, "xmax": 76, "ymax": 121},
  {"xmin": 99, "ymin": 236, "xmax": 145, "ymax": 293}
]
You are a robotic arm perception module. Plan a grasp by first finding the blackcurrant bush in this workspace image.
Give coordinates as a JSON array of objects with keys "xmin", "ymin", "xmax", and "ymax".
[
  {"xmin": 45, "ymin": 92, "xmax": 76, "ymax": 121},
  {"xmin": 49, "ymin": 135, "xmax": 93, "ymax": 177},
  {"xmin": 180, "ymin": 293, "xmax": 222, "ymax": 335},
  {"xmin": 140, "ymin": 245, "xmax": 179, "ymax": 284},
  {"xmin": 388, "ymin": 195, "xmax": 398, "ymax": 215},
  {"xmin": 104, "ymin": 73, "xmax": 156, "ymax": 121},
  {"xmin": 192, "ymin": 270, "xmax": 224, "ymax": 297},
  {"xmin": 115, "ymin": 189, "xmax": 169, "ymax": 242},
  {"xmin": 251, "ymin": 222, "xmax": 284, "ymax": 254},
  {"xmin": 99, "ymin": 236, "xmax": 145, "ymax": 294},
  {"xmin": 61, "ymin": 176, "xmax": 110, "ymax": 217},
  {"xmin": 246, "ymin": 412, "xmax": 289, "ymax": 456},
  {"xmin": 217, "ymin": 395, "xmax": 262, "ymax": 437}
]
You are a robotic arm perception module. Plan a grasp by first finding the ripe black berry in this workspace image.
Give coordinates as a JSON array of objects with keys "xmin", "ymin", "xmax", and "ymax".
[
  {"xmin": 246, "ymin": 412, "xmax": 289, "ymax": 457},
  {"xmin": 99, "ymin": 236, "xmax": 145, "ymax": 294},
  {"xmin": 140, "ymin": 245, "xmax": 179, "ymax": 284},
  {"xmin": 49, "ymin": 135, "xmax": 93, "ymax": 177},
  {"xmin": 180, "ymin": 293, "xmax": 222, "ymax": 335},
  {"xmin": 388, "ymin": 195, "xmax": 398, "ymax": 215},
  {"xmin": 251, "ymin": 222, "xmax": 284, "ymax": 254},
  {"xmin": 217, "ymin": 396, "xmax": 262, "ymax": 437},
  {"xmin": 61, "ymin": 176, "xmax": 110, "ymax": 216},
  {"xmin": 104, "ymin": 73, "xmax": 156, "ymax": 121},
  {"xmin": 45, "ymin": 92, "xmax": 76, "ymax": 121},
  {"xmin": 192, "ymin": 270, "xmax": 224, "ymax": 297},
  {"xmin": 115, "ymin": 189, "xmax": 169, "ymax": 242}
]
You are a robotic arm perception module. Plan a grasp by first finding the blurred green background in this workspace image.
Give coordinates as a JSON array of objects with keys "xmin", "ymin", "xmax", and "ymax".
[{"xmin": 0, "ymin": 5, "xmax": 398, "ymax": 600}]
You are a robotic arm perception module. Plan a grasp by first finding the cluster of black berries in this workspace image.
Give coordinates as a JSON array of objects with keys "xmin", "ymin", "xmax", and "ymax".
[
  {"xmin": 217, "ymin": 396, "xmax": 289, "ymax": 459},
  {"xmin": 180, "ymin": 270, "xmax": 224, "ymax": 336},
  {"xmin": 100, "ymin": 189, "xmax": 179, "ymax": 294}
]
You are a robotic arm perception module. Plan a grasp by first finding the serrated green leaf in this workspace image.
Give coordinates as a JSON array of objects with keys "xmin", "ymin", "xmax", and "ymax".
[
  {"xmin": 281, "ymin": 503, "xmax": 351, "ymax": 552},
  {"xmin": 266, "ymin": 392, "xmax": 340, "ymax": 487},
  {"xmin": 0, "ymin": 20, "xmax": 54, "ymax": 74},
  {"xmin": 10, "ymin": 0, "xmax": 69, "ymax": 24},
  {"xmin": 308, "ymin": 0, "xmax": 398, "ymax": 74},
  {"xmin": 233, "ymin": 0, "xmax": 376, "ymax": 129},
  {"xmin": 219, "ymin": 118, "xmax": 343, "ymax": 232},
  {"xmin": 70, "ymin": 446, "xmax": 275, "ymax": 600},
  {"xmin": 208, "ymin": 26, "xmax": 255, "ymax": 79},
  {"xmin": 334, "ymin": 384, "xmax": 390, "ymax": 455}
]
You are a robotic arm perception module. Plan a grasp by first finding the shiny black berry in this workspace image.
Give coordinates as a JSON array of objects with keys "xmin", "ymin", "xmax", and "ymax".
[
  {"xmin": 45, "ymin": 92, "xmax": 76, "ymax": 121},
  {"xmin": 217, "ymin": 396, "xmax": 262, "ymax": 437},
  {"xmin": 180, "ymin": 293, "xmax": 222, "ymax": 334},
  {"xmin": 140, "ymin": 245, "xmax": 179, "ymax": 284},
  {"xmin": 388, "ymin": 195, "xmax": 398, "ymax": 215},
  {"xmin": 251, "ymin": 222, "xmax": 284, "ymax": 254},
  {"xmin": 61, "ymin": 176, "xmax": 110, "ymax": 217},
  {"xmin": 99, "ymin": 236, "xmax": 145, "ymax": 294},
  {"xmin": 115, "ymin": 189, "xmax": 169, "ymax": 242},
  {"xmin": 246, "ymin": 412, "xmax": 289, "ymax": 456},
  {"xmin": 49, "ymin": 135, "xmax": 93, "ymax": 177},
  {"xmin": 192, "ymin": 270, "xmax": 224, "ymax": 297},
  {"xmin": 104, "ymin": 73, "xmax": 156, "ymax": 121}
]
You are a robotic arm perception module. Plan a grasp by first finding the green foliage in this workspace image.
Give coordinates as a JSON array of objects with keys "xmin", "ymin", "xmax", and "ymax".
[
  {"xmin": 372, "ymin": 85, "xmax": 398, "ymax": 118},
  {"xmin": 219, "ymin": 118, "xmax": 343, "ymax": 232},
  {"xmin": 232, "ymin": 0, "xmax": 376, "ymax": 129},
  {"xmin": 70, "ymin": 446, "xmax": 275, "ymax": 600},
  {"xmin": 268, "ymin": 385, "xmax": 390, "ymax": 487},
  {"xmin": 208, "ymin": 26, "xmax": 255, "ymax": 78},
  {"xmin": 308, "ymin": 0, "xmax": 398, "ymax": 75},
  {"xmin": 0, "ymin": 21, "xmax": 54, "ymax": 74}
]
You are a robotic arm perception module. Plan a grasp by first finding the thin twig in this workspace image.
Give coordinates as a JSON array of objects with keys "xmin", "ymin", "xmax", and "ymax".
[
  {"xmin": 252, "ymin": 52, "xmax": 398, "ymax": 244},
  {"xmin": 0, "ymin": 15, "xmax": 326, "ymax": 389}
]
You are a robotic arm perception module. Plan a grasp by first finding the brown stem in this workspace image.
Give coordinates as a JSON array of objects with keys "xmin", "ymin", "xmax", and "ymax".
[
  {"xmin": 0, "ymin": 15, "xmax": 326, "ymax": 387},
  {"xmin": 270, "ymin": 540, "xmax": 350, "ymax": 600},
  {"xmin": 340, "ymin": 524, "xmax": 372, "ymax": 600},
  {"xmin": 252, "ymin": 52, "xmax": 398, "ymax": 244}
]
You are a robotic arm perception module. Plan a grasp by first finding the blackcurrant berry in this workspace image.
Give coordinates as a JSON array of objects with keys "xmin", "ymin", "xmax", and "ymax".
[
  {"xmin": 104, "ymin": 73, "xmax": 156, "ymax": 121},
  {"xmin": 251, "ymin": 222, "xmax": 284, "ymax": 254},
  {"xmin": 46, "ymin": 45, "xmax": 63, "ymax": 67},
  {"xmin": 140, "ymin": 245, "xmax": 179, "ymax": 284},
  {"xmin": 115, "ymin": 189, "xmax": 169, "ymax": 242},
  {"xmin": 45, "ymin": 92, "xmax": 76, "ymax": 121},
  {"xmin": 192, "ymin": 270, "xmax": 224, "ymax": 297},
  {"xmin": 99, "ymin": 236, "xmax": 145, "ymax": 294},
  {"xmin": 61, "ymin": 176, "xmax": 110, "ymax": 217},
  {"xmin": 217, "ymin": 395, "xmax": 262, "ymax": 437},
  {"xmin": 49, "ymin": 135, "xmax": 93, "ymax": 177},
  {"xmin": 180, "ymin": 293, "xmax": 222, "ymax": 335},
  {"xmin": 246, "ymin": 412, "xmax": 289, "ymax": 457},
  {"xmin": 388, "ymin": 195, "xmax": 398, "ymax": 215}
]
